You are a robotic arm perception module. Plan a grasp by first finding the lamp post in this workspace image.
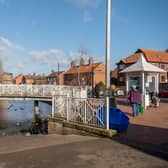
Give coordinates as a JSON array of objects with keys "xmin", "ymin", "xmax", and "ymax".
[
  {"xmin": 57, "ymin": 63, "xmax": 59, "ymax": 85},
  {"xmin": 105, "ymin": 0, "xmax": 111, "ymax": 130}
]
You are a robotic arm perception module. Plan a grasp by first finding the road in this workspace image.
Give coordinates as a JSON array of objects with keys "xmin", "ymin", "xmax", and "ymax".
[{"xmin": 0, "ymin": 134, "xmax": 167, "ymax": 168}]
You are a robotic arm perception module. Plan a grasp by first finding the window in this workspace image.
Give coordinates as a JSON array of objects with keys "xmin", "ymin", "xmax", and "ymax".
[
  {"xmin": 160, "ymin": 64, "xmax": 165, "ymax": 69},
  {"xmin": 119, "ymin": 64, "xmax": 125, "ymax": 70},
  {"xmin": 119, "ymin": 77, "xmax": 124, "ymax": 82},
  {"xmin": 161, "ymin": 75, "xmax": 166, "ymax": 82}
]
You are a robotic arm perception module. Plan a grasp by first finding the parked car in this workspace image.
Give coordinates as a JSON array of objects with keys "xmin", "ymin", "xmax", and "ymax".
[
  {"xmin": 159, "ymin": 83, "xmax": 168, "ymax": 97},
  {"xmin": 159, "ymin": 91, "xmax": 168, "ymax": 97}
]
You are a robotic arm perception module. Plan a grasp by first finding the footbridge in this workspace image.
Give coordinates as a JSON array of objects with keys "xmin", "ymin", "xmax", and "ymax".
[
  {"xmin": 0, "ymin": 84, "xmax": 111, "ymax": 132},
  {"xmin": 0, "ymin": 84, "xmax": 86, "ymax": 101}
]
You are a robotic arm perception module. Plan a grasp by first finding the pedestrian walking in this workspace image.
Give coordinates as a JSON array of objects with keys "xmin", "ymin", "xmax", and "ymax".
[
  {"xmin": 95, "ymin": 82, "xmax": 100, "ymax": 98},
  {"xmin": 127, "ymin": 85, "xmax": 142, "ymax": 117}
]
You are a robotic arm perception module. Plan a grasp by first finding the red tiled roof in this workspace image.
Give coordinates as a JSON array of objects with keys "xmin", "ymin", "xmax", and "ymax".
[
  {"xmin": 64, "ymin": 63, "xmax": 102, "ymax": 74},
  {"xmin": 47, "ymin": 71, "xmax": 65, "ymax": 77},
  {"xmin": 13, "ymin": 74, "xmax": 23, "ymax": 80},
  {"xmin": 122, "ymin": 48, "xmax": 168, "ymax": 64},
  {"xmin": 122, "ymin": 53, "xmax": 141, "ymax": 64}
]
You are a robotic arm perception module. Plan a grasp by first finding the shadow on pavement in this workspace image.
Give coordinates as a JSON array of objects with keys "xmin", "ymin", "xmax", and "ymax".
[
  {"xmin": 112, "ymin": 123, "xmax": 168, "ymax": 161},
  {"xmin": 160, "ymin": 98, "xmax": 168, "ymax": 103},
  {"xmin": 116, "ymin": 97, "xmax": 129, "ymax": 106}
]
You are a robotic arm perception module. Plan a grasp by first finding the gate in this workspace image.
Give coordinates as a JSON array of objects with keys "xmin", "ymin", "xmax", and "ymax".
[{"xmin": 52, "ymin": 96, "xmax": 105, "ymax": 128}]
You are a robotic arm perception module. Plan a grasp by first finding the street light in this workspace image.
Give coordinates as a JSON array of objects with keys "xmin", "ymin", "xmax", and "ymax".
[{"xmin": 105, "ymin": 0, "xmax": 111, "ymax": 130}]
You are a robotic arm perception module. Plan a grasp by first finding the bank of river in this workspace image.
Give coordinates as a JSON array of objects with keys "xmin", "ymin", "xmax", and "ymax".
[{"xmin": 0, "ymin": 100, "xmax": 51, "ymax": 136}]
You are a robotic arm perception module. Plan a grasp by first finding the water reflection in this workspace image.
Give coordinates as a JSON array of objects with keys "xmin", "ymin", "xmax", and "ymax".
[{"xmin": 0, "ymin": 100, "xmax": 51, "ymax": 135}]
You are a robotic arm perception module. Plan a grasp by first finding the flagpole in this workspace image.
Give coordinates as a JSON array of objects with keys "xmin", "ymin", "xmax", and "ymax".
[{"xmin": 105, "ymin": 0, "xmax": 111, "ymax": 130}]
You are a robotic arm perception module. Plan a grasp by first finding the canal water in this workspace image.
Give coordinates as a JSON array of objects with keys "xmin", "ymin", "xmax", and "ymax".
[{"xmin": 0, "ymin": 100, "xmax": 52, "ymax": 136}]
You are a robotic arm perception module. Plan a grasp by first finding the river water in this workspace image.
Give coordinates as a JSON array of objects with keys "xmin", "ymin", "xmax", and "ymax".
[{"xmin": 0, "ymin": 100, "xmax": 52, "ymax": 135}]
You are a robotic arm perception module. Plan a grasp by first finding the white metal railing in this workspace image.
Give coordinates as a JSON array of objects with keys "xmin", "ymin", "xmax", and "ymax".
[
  {"xmin": 53, "ymin": 96, "xmax": 105, "ymax": 128},
  {"xmin": 0, "ymin": 84, "xmax": 88, "ymax": 99}
]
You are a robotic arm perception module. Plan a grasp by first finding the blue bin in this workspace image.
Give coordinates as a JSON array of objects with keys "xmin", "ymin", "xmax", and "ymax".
[{"xmin": 98, "ymin": 106, "xmax": 129, "ymax": 132}]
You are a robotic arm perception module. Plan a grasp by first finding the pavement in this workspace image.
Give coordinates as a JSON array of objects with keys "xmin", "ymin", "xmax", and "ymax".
[
  {"xmin": 0, "ymin": 97, "xmax": 167, "ymax": 167},
  {"xmin": 0, "ymin": 134, "xmax": 167, "ymax": 168},
  {"xmin": 113, "ymin": 97, "xmax": 168, "ymax": 160}
]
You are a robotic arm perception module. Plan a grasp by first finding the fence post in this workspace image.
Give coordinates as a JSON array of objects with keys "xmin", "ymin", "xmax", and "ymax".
[
  {"xmin": 52, "ymin": 96, "xmax": 55, "ymax": 117},
  {"xmin": 66, "ymin": 96, "xmax": 69, "ymax": 121},
  {"xmin": 84, "ymin": 99, "xmax": 87, "ymax": 124}
]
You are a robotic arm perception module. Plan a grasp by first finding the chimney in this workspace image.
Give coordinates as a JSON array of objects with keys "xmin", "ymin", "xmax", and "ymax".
[
  {"xmin": 71, "ymin": 60, "xmax": 76, "ymax": 68},
  {"xmin": 80, "ymin": 57, "xmax": 84, "ymax": 66},
  {"xmin": 89, "ymin": 57, "xmax": 93, "ymax": 65}
]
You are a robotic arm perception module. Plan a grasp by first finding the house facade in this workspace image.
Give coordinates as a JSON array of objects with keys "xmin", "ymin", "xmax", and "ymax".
[
  {"xmin": 34, "ymin": 74, "xmax": 47, "ymax": 85},
  {"xmin": 114, "ymin": 48, "xmax": 168, "ymax": 86},
  {"xmin": 46, "ymin": 70, "xmax": 64, "ymax": 85},
  {"xmin": 0, "ymin": 72, "xmax": 13, "ymax": 84},
  {"xmin": 22, "ymin": 74, "xmax": 35, "ymax": 84},
  {"xmin": 13, "ymin": 74, "xmax": 47, "ymax": 85},
  {"xmin": 64, "ymin": 57, "xmax": 105, "ymax": 87},
  {"xmin": 13, "ymin": 74, "xmax": 23, "ymax": 84},
  {"xmin": 46, "ymin": 70, "xmax": 57, "ymax": 85}
]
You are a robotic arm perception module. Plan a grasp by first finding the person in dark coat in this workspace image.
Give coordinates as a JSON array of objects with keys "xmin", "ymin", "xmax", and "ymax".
[{"xmin": 95, "ymin": 83, "xmax": 100, "ymax": 98}]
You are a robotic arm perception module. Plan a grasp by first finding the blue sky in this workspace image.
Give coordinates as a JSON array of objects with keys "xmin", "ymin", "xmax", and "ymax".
[{"xmin": 0, "ymin": 0, "xmax": 167, "ymax": 76}]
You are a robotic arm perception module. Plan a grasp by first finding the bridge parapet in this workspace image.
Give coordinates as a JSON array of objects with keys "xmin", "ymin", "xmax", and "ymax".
[{"xmin": 0, "ymin": 84, "xmax": 88, "ymax": 98}]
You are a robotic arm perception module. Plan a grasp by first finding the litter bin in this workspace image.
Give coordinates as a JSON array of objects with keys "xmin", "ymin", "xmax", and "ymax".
[{"xmin": 152, "ymin": 96, "xmax": 160, "ymax": 107}]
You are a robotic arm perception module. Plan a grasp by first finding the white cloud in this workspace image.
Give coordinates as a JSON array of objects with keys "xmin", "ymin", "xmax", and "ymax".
[
  {"xmin": 16, "ymin": 61, "xmax": 27, "ymax": 69},
  {"xmin": 29, "ymin": 49, "xmax": 69, "ymax": 66},
  {"xmin": 0, "ymin": 36, "xmax": 26, "ymax": 73},
  {"xmin": 112, "ymin": 8, "xmax": 128, "ymax": 25},
  {"xmin": 0, "ymin": 36, "xmax": 25, "ymax": 51},
  {"xmin": 83, "ymin": 11, "xmax": 93, "ymax": 23},
  {"xmin": 67, "ymin": 0, "xmax": 102, "ymax": 23},
  {"xmin": 0, "ymin": 37, "xmax": 12, "ymax": 50},
  {"xmin": 67, "ymin": 0, "xmax": 101, "ymax": 8}
]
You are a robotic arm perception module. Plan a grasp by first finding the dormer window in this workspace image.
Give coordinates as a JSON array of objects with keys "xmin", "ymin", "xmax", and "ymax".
[
  {"xmin": 119, "ymin": 63, "xmax": 125, "ymax": 70},
  {"xmin": 160, "ymin": 64, "xmax": 165, "ymax": 69}
]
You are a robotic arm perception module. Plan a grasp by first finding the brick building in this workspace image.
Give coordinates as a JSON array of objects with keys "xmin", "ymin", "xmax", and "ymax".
[
  {"xmin": 13, "ymin": 74, "xmax": 47, "ymax": 85},
  {"xmin": 34, "ymin": 74, "xmax": 47, "ymax": 84},
  {"xmin": 64, "ymin": 57, "xmax": 105, "ymax": 87},
  {"xmin": 113, "ymin": 48, "xmax": 168, "ymax": 86},
  {"xmin": 13, "ymin": 74, "xmax": 23, "ymax": 84},
  {"xmin": 46, "ymin": 70, "xmax": 65, "ymax": 85},
  {"xmin": 46, "ymin": 70, "xmax": 57, "ymax": 85},
  {"xmin": 22, "ymin": 74, "xmax": 35, "ymax": 84}
]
